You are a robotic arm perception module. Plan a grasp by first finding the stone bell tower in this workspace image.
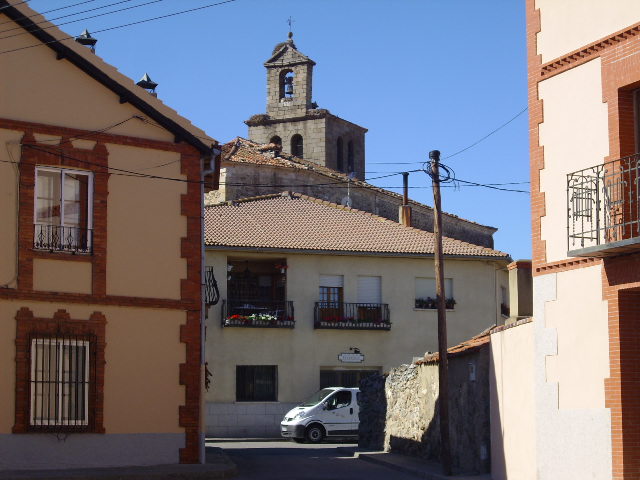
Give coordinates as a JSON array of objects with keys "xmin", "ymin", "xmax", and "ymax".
[{"xmin": 246, "ymin": 33, "xmax": 368, "ymax": 180}]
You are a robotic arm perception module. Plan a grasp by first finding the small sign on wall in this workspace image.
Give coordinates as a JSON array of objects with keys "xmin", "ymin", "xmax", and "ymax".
[{"xmin": 338, "ymin": 352, "xmax": 365, "ymax": 363}]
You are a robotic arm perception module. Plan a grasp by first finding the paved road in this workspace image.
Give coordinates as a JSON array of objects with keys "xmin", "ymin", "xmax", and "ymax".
[{"xmin": 206, "ymin": 439, "xmax": 418, "ymax": 480}]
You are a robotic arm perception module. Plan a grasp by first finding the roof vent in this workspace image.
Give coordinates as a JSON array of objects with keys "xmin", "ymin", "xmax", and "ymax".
[
  {"xmin": 136, "ymin": 73, "xmax": 158, "ymax": 97},
  {"xmin": 75, "ymin": 29, "xmax": 97, "ymax": 53}
]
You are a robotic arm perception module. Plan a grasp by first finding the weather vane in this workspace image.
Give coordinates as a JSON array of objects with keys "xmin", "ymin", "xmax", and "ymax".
[{"xmin": 287, "ymin": 16, "xmax": 294, "ymax": 37}]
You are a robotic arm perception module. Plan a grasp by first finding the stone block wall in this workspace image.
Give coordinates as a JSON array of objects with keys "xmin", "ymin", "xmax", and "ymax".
[
  {"xmin": 249, "ymin": 117, "xmax": 326, "ymax": 168},
  {"xmin": 359, "ymin": 346, "xmax": 491, "ymax": 475},
  {"xmin": 325, "ymin": 116, "xmax": 366, "ymax": 180},
  {"xmin": 205, "ymin": 402, "xmax": 297, "ymax": 438}
]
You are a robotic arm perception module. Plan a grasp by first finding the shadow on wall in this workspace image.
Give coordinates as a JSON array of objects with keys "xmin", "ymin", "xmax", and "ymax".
[
  {"xmin": 489, "ymin": 339, "xmax": 507, "ymax": 480},
  {"xmin": 357, "ymin": 373, "xmax": 387, "ymax": 451},
  {"xmin": 359, "ymin": 344, "xmax": 492, "ymax": 475}
]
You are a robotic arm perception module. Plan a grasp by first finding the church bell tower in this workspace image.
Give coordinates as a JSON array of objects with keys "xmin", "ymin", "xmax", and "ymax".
[{"xmin": 246, "ymin": 32, "xmax": 368, "ymax": 180}]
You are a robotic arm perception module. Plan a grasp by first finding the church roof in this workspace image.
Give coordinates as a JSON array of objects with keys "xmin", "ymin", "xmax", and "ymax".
[
  {"xmin": 265, "ymin": 35, "xmax": 316, "ymax": 67},
  {"xmin": 204, "ymin": 192, "xmax": 509, "ymax": 259},
  {"xmin": 218, "ymin": 137, "xmax": 498, "ymax": 233}
]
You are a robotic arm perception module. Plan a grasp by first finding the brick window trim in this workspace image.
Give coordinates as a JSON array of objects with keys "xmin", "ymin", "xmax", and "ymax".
[
  {"xmin": 17, "ymin": 131, "xmax": 109, "ymax": 296},
  {"xmin": 13, "ymin": 307, "xmax": 106, "ymax": 434}
]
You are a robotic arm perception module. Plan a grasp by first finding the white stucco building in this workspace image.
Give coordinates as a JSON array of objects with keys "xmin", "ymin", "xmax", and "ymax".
[{"xmin": 203, "ymin": 192, "xmax": 510, "ymax": 437}]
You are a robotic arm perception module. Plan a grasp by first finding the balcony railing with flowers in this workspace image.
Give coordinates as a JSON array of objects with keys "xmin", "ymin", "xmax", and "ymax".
[
  {"xmin": 314, "ymin": 302, "xmax": 391, "ymax": 330},
  {"xmin": 567, "ymin": 154, "xmax": 640, "ymax": 257},
  {"xmin": 221, "ymin": 300, "xmax": 295, "ymax": 328},
  {"xmin": 414, "ymin": 297, "xmax": 456, "ymax": 310}
]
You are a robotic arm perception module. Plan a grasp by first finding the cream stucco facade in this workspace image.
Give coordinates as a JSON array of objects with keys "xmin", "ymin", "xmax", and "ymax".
[
  {"xmin": 0, "ymin": 2, "xmax": 215, "ymax": 469},
  {"xmin": 538, "ymin": 59, "xmax": 609, "ymax": 263},
  {"xmin": 205, "ymin": 249, "xmax": 508, "ymax": 437}
]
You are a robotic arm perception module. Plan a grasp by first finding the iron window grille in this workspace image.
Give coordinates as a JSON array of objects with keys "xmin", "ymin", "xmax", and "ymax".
[
  {"xmin": 33, "ymin": 224, "xmax": 92, "ymax": 254},
  {"xmin": 236, "ymin": 365, "xmax": 277, "ymax": 402},
  {"xmin": 29, "ymin": 335, "xmax": 95, "ymax": 431}
]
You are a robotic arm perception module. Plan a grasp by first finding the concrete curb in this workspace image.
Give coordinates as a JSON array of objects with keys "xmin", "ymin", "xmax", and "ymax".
[
  {"xmin": 0, "ymin": 449, "xmax": 238, "ymax": 480},
  {"xmin": 336, "ymin": 448, "xmax": 491, "ymax": 480}
]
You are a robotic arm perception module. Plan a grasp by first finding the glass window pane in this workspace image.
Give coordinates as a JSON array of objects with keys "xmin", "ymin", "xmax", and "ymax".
[
  {"xmin": 63, "ymin": 172, "xmax": 89, "ymax": 228},
  {"xmin": 36, "ymin": 170, "xmax": 61, "ymax": 224}
]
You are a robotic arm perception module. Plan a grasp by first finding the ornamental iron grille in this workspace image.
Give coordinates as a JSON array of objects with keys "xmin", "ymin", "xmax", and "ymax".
[
  {"xmin": 567, "ymin": 154, "xmax": 640, "ymax": 251},
  {"xmin": 204, "ymin": 266, "xmax": 219, "ymax": 306},
  {"xmin": 314, "ymin": 302, "xmax": 391, "ymax": 330},
  {"xmin": 29, "ymin": 334, "xmax": 96, "ymax": 432},
  {"xmin": 34, "ymin": 224, "xmax": 92, "ymax": 254},
  {"xmin": 221, "ymin": 300, "xmax": 295, "ymax": 328}
]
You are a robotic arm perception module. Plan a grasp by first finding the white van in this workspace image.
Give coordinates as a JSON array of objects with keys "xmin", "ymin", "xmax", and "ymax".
[{"xmin": 280, "ymin": 387, "xmax": 360, "ymax": 443}]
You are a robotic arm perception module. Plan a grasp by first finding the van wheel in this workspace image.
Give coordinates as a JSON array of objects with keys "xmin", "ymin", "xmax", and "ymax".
[{"xmin": 305, "ymin": 424, "xmax": 325, "ymax": 443}]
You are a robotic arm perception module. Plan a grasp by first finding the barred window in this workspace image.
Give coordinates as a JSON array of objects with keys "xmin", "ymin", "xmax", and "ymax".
[
  {"xmin": 30, "ymin": 336, "xmax": 92, "ymax": 429},
  {"xmin": 236, "ymin": 366, "xmax": 277, "ymax": 402}
]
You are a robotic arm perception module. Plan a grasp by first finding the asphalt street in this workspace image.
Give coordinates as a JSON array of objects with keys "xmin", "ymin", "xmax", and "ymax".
[{"xmin": 206, "ymin": 439, "xmax": 418, "ymax": 480}]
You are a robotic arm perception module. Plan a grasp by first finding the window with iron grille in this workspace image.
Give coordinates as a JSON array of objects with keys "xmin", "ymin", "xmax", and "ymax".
[
  {"xmin": 236, "ymin": 366, "xmax": 277, "ymax": 402},
  {"xmin": 29, "ymin": 335, "xmax": 94, "ymax": 430},
  {"xmin": 34, "ymin": 166, "xmax": 93, "ymax": 254}
]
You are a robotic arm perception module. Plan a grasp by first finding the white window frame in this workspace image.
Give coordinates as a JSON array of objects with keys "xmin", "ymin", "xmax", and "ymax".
[
  {"xmin": 29, "ymin": 338, "xmax": 90, "ymax": 427},
  {"xmin": 34, "ymin": 166, "xmax": 94, "ymax": 230}
]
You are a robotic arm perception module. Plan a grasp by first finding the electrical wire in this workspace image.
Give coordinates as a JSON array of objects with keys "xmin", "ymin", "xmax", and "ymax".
[
  {"xmin": 0, "ymin": 0, "xmax": 167, "ymax": 40},
  {"xmin": 0, "ymin": 0, "xmax": 135, "ymax": 35},
  {"xmin": 443, "ymin": 106, "xmax": 528, "ymax": 160},
  {"xmin": 0, "ymin": 0, "xmax": 99, "ymax": 28},
  {"xmin": 0, "ymin": 0, "xmax": 240, "ymax": 56}
]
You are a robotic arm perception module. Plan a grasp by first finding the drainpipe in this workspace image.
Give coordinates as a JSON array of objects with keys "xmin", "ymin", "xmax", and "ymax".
[
  {"xmin": 399, "ymin": 172, "xmax": 412, "ymax": 227},
  {"xmin": 199, "ymin": 143, "xmax": 221, "ymax": 463}
]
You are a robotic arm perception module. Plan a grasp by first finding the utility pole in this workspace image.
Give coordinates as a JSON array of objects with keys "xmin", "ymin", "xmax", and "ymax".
[{"xmin": 429, "ymin": 149, "xmax": 452, "ymax": 476}]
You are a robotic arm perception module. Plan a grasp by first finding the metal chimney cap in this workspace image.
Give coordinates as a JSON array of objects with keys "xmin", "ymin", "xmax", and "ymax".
[
  {"xmin": 75, "ymin": 29, "xmax": 97, "ymax": 47},
  {"xmin": 136, "ymin": 73, "xmax": 158, "ymax": 91}
]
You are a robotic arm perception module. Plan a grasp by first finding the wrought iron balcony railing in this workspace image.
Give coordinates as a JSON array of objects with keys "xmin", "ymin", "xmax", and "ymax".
[
  {"xmin": 314, "ymin": 302, "xmax": 391, "ymax": 330},
  {"xmin": 221, "ymin": 300, "xmax": 295, "ymax": 328},
  {"xmin": 33, "ymin": 224, "xmax": 92, "ymax": 254},
  {"xmin": 567, "ymin": 154, "xmax": 640, "ymax": 256},
  {"xmin": 204, "ymin": 266, "xmax": 219, "ymax": 306}
]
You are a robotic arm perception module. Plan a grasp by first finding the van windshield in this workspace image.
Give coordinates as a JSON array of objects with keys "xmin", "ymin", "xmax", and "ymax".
[{"xmin": 302, "ymin": 388, "xmax": 336, "ymax": 407}]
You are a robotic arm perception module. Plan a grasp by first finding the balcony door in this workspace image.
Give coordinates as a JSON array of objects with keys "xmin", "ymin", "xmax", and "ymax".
[
  {"xmin": 319, "ymin": 275, "xmax": 344, "ymax": 321},
  {"xmin": 357, "ymin": 276, "xmax": 382, "ymax": 322}
]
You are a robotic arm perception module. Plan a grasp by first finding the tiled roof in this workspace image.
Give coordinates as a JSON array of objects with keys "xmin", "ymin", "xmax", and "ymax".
[
  {"xmin": 221, "ymin": 137, "xmax": 495, "ymax": 232},
  {"xmin": 204, "ymin": 192, "xmax": 510, "ymax": 258},
  {"xmin": 419, "ymin": 328, "xmax": 492, "ymax": 364}
]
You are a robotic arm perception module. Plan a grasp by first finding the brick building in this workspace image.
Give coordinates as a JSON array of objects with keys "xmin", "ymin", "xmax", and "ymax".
[
  {"xmin": 490, "ymin": 2, "xmax": 640, "ymax": 479},
  {"xmin": 0, "ymin": 1, "xmax": 218, "ymax": 469}
]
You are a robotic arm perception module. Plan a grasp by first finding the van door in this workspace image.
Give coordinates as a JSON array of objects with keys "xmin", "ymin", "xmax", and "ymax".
[{"xmin": 322, "ymin": 390, "xmax": 356, "ymax": 435}]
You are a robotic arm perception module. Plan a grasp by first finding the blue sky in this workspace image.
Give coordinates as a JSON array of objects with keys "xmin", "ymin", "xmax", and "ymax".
[{"xmin": 26, "ymin": 0, "xmax": 530, "ymax": 259}]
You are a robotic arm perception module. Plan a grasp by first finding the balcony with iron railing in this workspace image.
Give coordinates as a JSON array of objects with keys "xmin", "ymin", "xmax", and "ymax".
[
  {"xmin": 221, "ymin": 300, "xmax": 295, "ymax": 328},
  {"xmin": 314, "ymin": 302, "xmax": 391, "ymax": 330},
  {"xmin": 567, "ymin": 154, "xmax": 640, "ymax": 257},
  {"xmin": 33, "ymin": 224, "xmax": 92, "ymax": 254}
]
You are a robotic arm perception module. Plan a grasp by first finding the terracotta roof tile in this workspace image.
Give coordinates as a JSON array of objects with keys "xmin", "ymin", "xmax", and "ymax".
[
  {"xmin": 204, "ymin": 192, "xmax": 510, "ymax": 258},
  {"xmin": 221, "ymin": 138, "xmax": 496, "ymax": 232},
  {"xmin": 419, "ymin": 328, "xmax": 492, "ymax": 364}
]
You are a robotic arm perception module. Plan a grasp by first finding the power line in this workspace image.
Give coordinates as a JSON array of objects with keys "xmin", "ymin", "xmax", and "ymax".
[
  {"xmin": 0, "ymin": 0, "xmax": 99, "ymax": 28},
  {"xmin": 0, "ymin": 0, "xmax": 240, "ymax": 56},
  {"xmin": 443, "ymin": 106, "xmax": 528, "ymax": 160},
  {"xmin": 0, "ymin": 0, "xmax": 167, "ymax": 40}
]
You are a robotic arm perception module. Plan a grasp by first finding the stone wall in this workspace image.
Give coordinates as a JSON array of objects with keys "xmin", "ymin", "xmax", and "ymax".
[{"xmin": 359, "ymin": 345, "xmax": 491, "ymax": 475}]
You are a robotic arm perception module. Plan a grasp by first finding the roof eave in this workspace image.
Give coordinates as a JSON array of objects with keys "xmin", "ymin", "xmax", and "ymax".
[
  {"xmin": 204, "ymin": 244, "xmax": 511, "ymax": 262},
  {"xmin": 0, "ymin": 1, "xmax": 213, "ymax": 156}
]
